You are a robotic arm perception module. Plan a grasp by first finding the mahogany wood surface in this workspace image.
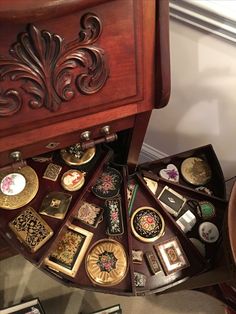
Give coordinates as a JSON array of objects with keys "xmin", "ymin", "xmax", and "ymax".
[{"xmin": 0, "ymin": 0, "xmax": 172, "ymax": 294}]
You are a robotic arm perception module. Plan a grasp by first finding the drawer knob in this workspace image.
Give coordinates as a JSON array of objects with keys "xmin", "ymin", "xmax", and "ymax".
[
  {"xmin": 80, "ymin": 130, "xmax": 91, "ymax": 141},
  {"xmin": 9, "ymin": 151, "xmax": 22, "ymax": 162},
  {"xmin": 101, "ymin": 125, "xmax": 110, "ymax": 135}
]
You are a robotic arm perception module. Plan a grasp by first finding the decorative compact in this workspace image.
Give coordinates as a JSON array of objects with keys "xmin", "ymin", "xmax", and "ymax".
[
  {"xmin": 86, "ymin": 239, "xmax": 128, "ymax": 286},
  {"xmin": 75, "ymin": 201, "xmax": 103, "ymax": 228},
  {"xmin": 61, "ymin": 169, "xmax": 85, "ymax": 191},
  {"xmin": 154, "ymin": 237, "xmax": 189, "ymax": 275},
  {"xmin": 130, "ymin": 207, "xmax": 165, "ymax": 243},
  {"xmin": 159, "ymin": 164, "xmax": 179, "ymax": 183},
  {"xmin": 9, "ymin": 207, "xmax": 53, "ymax": 252},
  {"xmin": 157, "ymin": 186, "xmax": 186, "ymax": 217},
  {"xmin": 105, "ymin": 197, "xmax": 124, "ymax": 236},
  {"xmin": 92, "ymin": 167, "xmax": 122, "ymax": 199},
  {"xmin": 60, "ymin": 143, "xmax": 96, "ymax": 166},
  {"xmin": 0, "ymin": 166, "xmax": 39, "ymax": 210},
  {"xmin": 39, "ymin": 192, "xmax": 72, "ymax": 220},
  {"xmin": 181, "ymin": 157, "xmax": 212, "ymax": 186},
  {"xmin": 44, "ymin": 225, "xmax": 93, "ymax": 277}
]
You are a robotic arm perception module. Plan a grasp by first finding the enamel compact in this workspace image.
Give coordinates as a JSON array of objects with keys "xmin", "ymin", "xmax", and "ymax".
[
  {"xmin": 131, "ymin": 207, "xmax": 165, "ymax": 243},
  {"xmin": 0, "ymin": 166, "xmax": 39, "ymax": 210}
]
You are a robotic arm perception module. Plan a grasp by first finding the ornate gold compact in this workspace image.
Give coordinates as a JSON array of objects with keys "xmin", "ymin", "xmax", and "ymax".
[
  {"xmin": 60, "ymin": 143, "xmax": 96, "ymax": 166},
  {"xmin": 86, "ymin": 239, "xmax": 128, "ymax": 286},
  {"xmin": 43, "ymin": 163, "xmax": 62, "ymax": 181},
  {"xmin": 61, "ymin": 170, "xmax": 85, "ymax": 191},
  {"xmin": 76, "ymin": 201, "xmax": 103, "ymax": 228},
  {"xmin": 44, "ymin": 225, "xmax": 93, "ymax": 277},
  {"xmin": 9, "ymin": 206, "xmax": 53, "ymax": 252},
  {"xmin": 40, "ymin": 192, "xmax": 72, "ymax": 220},
  {"xmin": 131, "ymin": 207, "xmax": 165, "ymax": 243},
  {"xmin": 0, "ymin": 166, "xmax": 39, "ymax": 210},
  {"xmin": 181, "ymin": 157, "xmax": 212, "ymax": 186}
]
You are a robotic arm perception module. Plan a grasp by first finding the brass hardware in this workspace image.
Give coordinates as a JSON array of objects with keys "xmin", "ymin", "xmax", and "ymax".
[
  {"xmin": 46, "ymin": 142, "xmax": 60, "ymax": 149},
  {"xmin": 9, "ymin": 151, "xmax": 22, "ymax": 162},
  {"xmin": 80, "ymin": 130, "xmax": 91, "ymax": 141},
  {"xmin": 101, "ymin": 125, "xmax": 110, "ymax": 135},
  {"xmin": 81, "ymin": 133, "xmax": 117, "ymax": 150}
]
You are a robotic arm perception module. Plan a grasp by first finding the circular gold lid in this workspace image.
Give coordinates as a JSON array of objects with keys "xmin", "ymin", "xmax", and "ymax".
[
  {"xmin": 181, "ymin": 157, "xmax": 212, "ymax": 186},
  {"xmin": 60, "ymin": 145, "xmax": 95, "ymax": 166},
  {"xmin": 0, "ymin": 166, "xmax": 39, "ymax": 210},
  {"xmin": 86, "ymin": 239, "xmax": 128, "ymax": 286},
  {"xmin": 61, "ymin": 169, "xmax": 85, "ymax": 191}
]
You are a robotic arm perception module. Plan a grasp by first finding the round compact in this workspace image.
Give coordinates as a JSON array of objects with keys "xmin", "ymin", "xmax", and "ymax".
[
  {"xmin": 0, "ymin": 166, "xmax": 39, "ymax": 210},
  {"xmin": 199, "ymin": 222, "xmax": 219, "ymax": 243},
  {"xmin": 199, "ymin": 201, "xmax": 216, "ymax": 220},
  {"xmin": 181, "ymin": 157, "xmax": 212, "ymax": 186},
  {"xmin": 60, "ymin": 144, "xmax": 95, "ymax": 166},
  {"xmin": 61, "ymin": 170, "xmax": 85, "ymax": 191},
  {"xmin": 92, "ymin": 167, "xmax": 122, "ymax": 199},
  {"xmin": 86, "ymin": 239, "xmax": 128, "ymax": 286},
  {"xmin": 131, "ymin": 207, "xmax": 165, "ymax": 243}
]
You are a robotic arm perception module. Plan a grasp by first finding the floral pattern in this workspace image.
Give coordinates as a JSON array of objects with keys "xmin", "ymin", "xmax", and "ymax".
[
  {"xmin": 133, "ymin": 208, "xmax": 163, "ymax": 239},
  {"xmin": 97, "ymin": 251, "xmax": 117, "ymax": 273},
  {"xmin": 92, "ymin": 167, "xmax": 122, "ymax": 199},
  {"xmin": 105, "ymin": 197, "xmax": 123, "ymax": 235},
  {"xmin": 9, "ymin": 207, "xmax": 53, "ymax": 252},
  {"xmin": 77, "ymin": 201, "xmax": 103, "ymax": 227},
  {"xmin": 50, "ymin": 230, "xmax": 85, "ymax": 269},
  {"xmin": 1, "ymin": 173, "xmax": 26, "ymax": 196}
]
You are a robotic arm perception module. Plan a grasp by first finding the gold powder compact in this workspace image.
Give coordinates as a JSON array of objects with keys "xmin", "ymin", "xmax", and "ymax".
[
  {"xmin": 60, "ymin": 143, "xmax": 95, "ymax": 166},
  {"xmin": 181, "ymin": 157, "xmax": 212, "ymax": 186},
  {"xmin": 9, "ymin": 206, "xmax": 53, "ymax": 252},
  {"xmin": 40, "ymin": 192, "xmax": 72, "ymax": 220},
  {"xmin": 61, "ymin": 170, "xmax": 85, "ymax": 191},
  {"xmin": 0, "ymin": 166, "xmax": 39, "ymax": 210},
  {"xmin": 44, "ymin": 225, "xmax": 93, "ymax": 278},
  {"xmin": 86, "ymin": 239, "xmax": 128, "ymax": 286}
]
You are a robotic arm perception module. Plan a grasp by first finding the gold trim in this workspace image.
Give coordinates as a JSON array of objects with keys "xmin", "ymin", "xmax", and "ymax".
[
  {"xmin": 86, "ymin": 239, "xmax": 128, "ymax": 287},
  {"xmin": 0, "ymin": 166, "xmax": 39, "ymax": 210},
  {"xmin": 130, "ymin": 207, "xmax": 165, "ymax": 243},
  {"xmin": 44, "ymin": 224, "xmax": 93, "ymax": 278},
  {"xmin": 61, "ymin": 170, "xmax": 85, "ymax": 191},
  {"xmin": 60, "ymin": 147, "xmax": 96, "ymax": 166}
]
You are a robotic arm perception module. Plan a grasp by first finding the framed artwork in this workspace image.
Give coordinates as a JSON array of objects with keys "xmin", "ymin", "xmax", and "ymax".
[
  {"xmin": 157, "ymin": 186, "xmax": 186, "ymax": 217},
  {"xmin": 44, "ymin": 224, "xmax": 93, "ymax": 277},
  {"xmin": 154, "ymin": 237, "xmax": 189, "ymax": 275},
  {"xmin": 0, "ymin": 298, "xmax": 45, "ymax": 314}
]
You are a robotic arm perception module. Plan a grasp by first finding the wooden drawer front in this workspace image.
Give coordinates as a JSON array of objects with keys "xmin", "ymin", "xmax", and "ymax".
[
  {"xmin": 0, "ymin": 115, "xmax": 135, "ymax": 167},
  {"xmin": 0, "ymin": 0, "xmax": 150, "ymax": 138}
]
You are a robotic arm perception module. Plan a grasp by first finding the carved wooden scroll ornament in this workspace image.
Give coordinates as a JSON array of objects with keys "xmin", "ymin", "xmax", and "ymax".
[{"xmin": 0, "ymin": 13, "xmax": 108, "ymax": 116}]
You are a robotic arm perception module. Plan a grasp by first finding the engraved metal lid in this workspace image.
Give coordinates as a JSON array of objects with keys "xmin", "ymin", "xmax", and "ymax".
[
  {"xmin": 0, "ymin": 166, "xmax": 39, "ymax": 210},
  {"xmin": 86, "ymin": 239, "xmax": 128, "ymax": 286},
  {"xmin": 181, "ymin": 157, "xmax": 212, "ymax": 186}
]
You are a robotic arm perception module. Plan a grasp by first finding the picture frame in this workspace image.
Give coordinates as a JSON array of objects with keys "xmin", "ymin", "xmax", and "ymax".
[
  {"xmin": 154, "ymin": 237, "xmax": 189, "ymax": 275},
  {"xmin": 157, "ymin": 186, "xmax": 186, "ymax": 217},
  {"xmin": 44, "ymin": 224, "xmax": 93, "ymax": 278}
]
